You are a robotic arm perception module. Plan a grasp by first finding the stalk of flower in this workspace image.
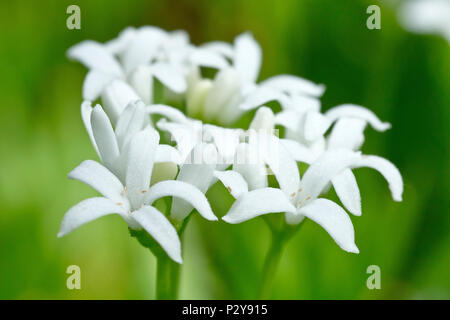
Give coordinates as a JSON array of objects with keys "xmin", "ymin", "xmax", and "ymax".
[{"xmin": 60, "ymin": 102, "xmax": 217, "ymax": 299}]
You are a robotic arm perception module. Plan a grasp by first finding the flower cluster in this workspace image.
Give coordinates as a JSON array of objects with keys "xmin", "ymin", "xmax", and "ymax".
[{"xmin": 60, "ymin": 26, "xmax": 403, "ymax": 263}]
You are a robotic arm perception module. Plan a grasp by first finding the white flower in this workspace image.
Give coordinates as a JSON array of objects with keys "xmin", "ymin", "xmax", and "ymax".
[
  {"xmin": 398, "ymin": 0, "xmax": 450, "ymax": 44},
  {"xmin": 275, "ymin": 103, "xmax": 401, "ymax": 216},
  {"xmin": 68, "ymin": 26, "xmax": 230, "ymax": 113},
  {"xmin": 220, "ymin": 148, "xmax": 403, "ymax": 253},
  {"xmin": 58, "ymin": 125, "xmax": 217, "ymax": 263}
]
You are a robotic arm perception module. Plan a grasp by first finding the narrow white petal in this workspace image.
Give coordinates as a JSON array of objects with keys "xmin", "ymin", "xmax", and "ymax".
[
  {"xmin": 328, "ymin": 118, "xmax": 367, "ymax": 150},
  {"xmin": 234, "ymin": 32, "xmax": 262, "ymax": 83},
  {"xmin": 122, "ymin": 27, "xmax": 166, "ymax": 73},
  {"xmin": 101, "ymin": 80, "xmax": 140, "ymax": 125},
  {"xmin": 299, "ymin": 198, "xmax": 359, "ymax": 253},
  {"xmin": 125, "ymin": 127, "xmax": 160, "ymax": 209},
  {"xmin": 156, "ymin": 119, "xmax": 200, "ymax": 160},
  {"xmin": 58, "ymin": 197, "xmax": 125, "ymax": 237},
  {"xmin": 155, "ymin": 144, "xmax": 182, "ymax": 164},
  {"xmin": 189, "ymin": 48, "xmax": 230, "ymax": 69},
  {"xmin": 250, "ymin": 132, "xmax": 300, "ymax": 197},
  {"xmin": 104, "ymin": 27, "xmax": 136, "ymax": 55},
  {"xmin": 145, "ymin": 180, "xmax": 217, "ymax": 221},
  {"xmin": 300, "ymin": 149, "xmax": 361, "ymax": 201},
  {"xmin": 260, "ymin": 75, "xmax": 325, "ymax": 97},
  {"xmin": 131, "ymin": 206, "xmax": 182, "ymax": 263},
  {"xmin": 91, "ymin": 105, "xmax": 120, "ymax": 172},
  {"xmin": 249, "ymin": 106, "xmax": 275, "ymax": 132},
  {"xmin": 325, "ymin": 104, "xmax": 391, "ymax": 131},
  {"xmin": 129, "ymin": 65, "xmax": 154, "ymax": 104},
  {"xmin": 303, "ymin": 111, "xmax": 332, "ymax": 142},
  {"xmin": 203, "ymin": 68, "xmax": 240, "ymax": 122},
  {"xmin": 170, "ymin": 144, "xmax": 217, "ymax": 220},
  {"xmin": 223, "ymin": 188, "xmax": 296, "ymax": 224},
  {"xmin": 147, "ymin": 104, "xmax": 189, "ymax": 124},
  {"xmin": 285, "ymin": 212, "xmax": 305, "ymax": 225},
  {"xmin": 203, "ymin": 125, "xmax": 242, "ymax": 163},
  {"xmin": 67, "ymin": 40, "xmax": 123, "ymax": 76},
  {"xmin": 332, "ymin": 169, "xmax": 361, "ymax": 216},
  {"xmin": 115, "ymin": 101, "xmax": 149, "ymax": 151},
  {"xmin": 280, "ymin": 139, "xmax": 315, "ymax": 164},
  {"xmin": 274, "ymin": 109, "xmax": 304, "ymax": 132},
  {"xmin": 200, "ymin": 41, "xmax": 234, "ymax": 58},
  {"xmin": 82, "ymin": 70, "xmax": 114, "ymax": 101},
  {"xmin": 239, "ymin": 86, "xmax": 287, "ymax": 111},
  {"xmin": 214, "ymin": 170, "xmax": 249, "ymax": 199},
  {"xmin": 68, "ymin": 160, "xmax": 126, "ymax": 204},
  {"xmin": 233, "ymin": 143, "xmax": 268, "ymax": 191},
  {"xmin": 81, "ymin": 101, "xmax": 100, "ymax": 157},
  {"xmin": 151, "ymin": 63, "xmax": 187, "ymax": 93},
  {"xmin": 352, "ymin": 155, "xmax": 403, "ymax": 201}
]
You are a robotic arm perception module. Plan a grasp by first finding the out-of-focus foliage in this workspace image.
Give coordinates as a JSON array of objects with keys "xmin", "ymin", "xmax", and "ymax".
[{"xmin": 0, "ymin": 0, "xmax": 448, "ymax": 299}]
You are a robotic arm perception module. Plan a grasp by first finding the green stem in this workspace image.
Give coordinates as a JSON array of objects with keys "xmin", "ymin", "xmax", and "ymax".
[{"xmin": 259, "ymin": 233, "xmax": 286, "ymax": 299}]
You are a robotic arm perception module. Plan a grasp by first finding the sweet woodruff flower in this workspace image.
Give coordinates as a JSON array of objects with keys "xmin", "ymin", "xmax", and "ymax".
[
  {"xmin": 221, "ymin": 148, "xmax": 402, "ymax": 253},
  {"xmin": 65, "ymin": 25, "xmax": 404, "ymax": 257},
  {"xmin": 59, "ymin": 103, "xmax": 217, "ymax": 263}
]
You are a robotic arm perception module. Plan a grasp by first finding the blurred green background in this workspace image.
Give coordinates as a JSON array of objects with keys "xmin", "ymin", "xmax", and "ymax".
[{"xmin": 0, "ymin": 0, "xmax": 449, "ymax": 299}]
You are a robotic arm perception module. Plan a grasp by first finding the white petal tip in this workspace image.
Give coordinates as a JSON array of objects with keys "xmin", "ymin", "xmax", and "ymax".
[
  {"xmin": 57, "ymin": 231, "xmax": 65, "ymax": 238},
  {"xmin": 379, "ymin": 122, "xmax": 392, "ymax": 131},
  {"xmin": 222, "ymin": 215, "xmax": 236, "ymax": 224},
  {"xmin": 174, "ymin": 256, "xmax": 183, "ymax": 264},
  {"xmin": 347, "ymin": 245, "xmax": 360, "ymax": 254}
]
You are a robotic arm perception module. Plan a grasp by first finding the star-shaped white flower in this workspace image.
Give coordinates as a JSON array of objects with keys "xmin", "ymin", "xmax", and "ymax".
[
  {"xmin": 58, "ymin": 125, "xmax": 217, "ymax": 263},
  {"xmin": 219, "ymin": 148, "xmax": 403, "ymax": 253}
]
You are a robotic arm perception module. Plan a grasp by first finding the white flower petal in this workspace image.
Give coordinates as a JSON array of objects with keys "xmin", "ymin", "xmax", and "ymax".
[
  {"xmin": 67, "ymin": 40, "xmax": 123, "ymax": 76},
  {"xmin": 145, "ymin": 180, "xmax": 217, "ymax": 221},
  {"xmin": 151, "ymin": 63, "xmax": 187, "ymax": 93},
  {"xmin": 234, "ymin": 32, "xmax": 262, "ymax": 83},
  {"xmin": 203, "ymin": 68, "xmax": 240, "ymax": 122},
  {"xmin": 352, "ymin": 155, "xmax": 403, "ymax": 202},
  {"xmin": 82, "ymin": 70, "xmax": 115, "ymax": 101},
  {"xmin": 332, "ymin": 169, "xmax": 361, "ymax": 216},
  {"xmin": 129, "ymin": 65, "xmax": 154, "ymax": 104},
  {"xmin": 115, "ymin": 101, "xmax": 149, "ymax": 151},
  {"xmin": 233, "ymin": 143, "xmax": 268, "ymax": 191},
  {"xmin": 91, "ymin": 105, "xmax": 120, "ymax": 172},
  {"xmin": 250, "ymin": 132, "xmax": 300, "ymax": 197},
  {"xmin": 131, "ymin": 205, "xmax": 182, "ymax": 263},
  {"xmin": 274, "ymin": 109, "xmax": 304, "ymax": 132},
  {"xmin": 147, "ymin": 104, "xmax": 189, "ymax": 124},
  {"xmin": 261, "ymin": 75, "xmax": 325, "ymax": 97},
  {"xmin": 104, "ymin": 27, "xmax": 137, "ymax": 55},
  {"xmin": 214, "ymin": 170, "xmax": 249, "ymax": 199},
  {"xmin": 81, "ymin": 101, "xmax": 100, "ymax": 157},
  {"xmin": 101, "ymin": 80, "xmax": 140, "ymax": 125},
  {"xmin": 300, "ymin": 149, "xmax": 361, "ymax": 201},
  {"xmin": 280, "ymin": 139, "xmax": 315, "ymax": 164},
  {"xmin": 223, "ymin": 188, "xmax": 296, "ymax": 224},
  {"xmin": 204, "ymin": 125, "xmax": 242, "ymax": 163},
  {"xmin": 170, "ymin": 144, "xmax": 217, "ymax": 220},
  {"xmin": 124, "ymin": 127, "xmax": 160, "ymax": 209},
  {"xmin": 239, "ymin": 86, "xmax": 287, "ymax": 110},
  {"xmin": 299, "ymin": 198, "xmax": 359, "ymax": 253},
  {"xmin": 155, "ymin": 144, "xmax": 182, "ymax": 164},
  {"xmin": 249, "ymin": 106, "xmax": 275, "ymax": 132},
  {"xmin": 156, "ymin": 120, "xmax": 200, "ymax": 160},
  {"xmin": 328, "ymin": 118, "xmax": 367, "ymax": 150},
  {"xmin": 189, "ymin": 48, "xmax": 230, "ymax": 69},
  {"xmin": 58, "ymin": 197, "xmax": 125, "ymax": 237},
  {"xmin": 325, "ymin": 104, "xmax": 391, "ymax": 132},
  {"xmin": 122, "ymin": 27, "xmax": 166, "ymax": 73},
  {"xmin": 285, "ymin": 212, "xmax": 305, "ymax": 225},
  {"xmin": 68, "ymin": 160, "xmax": 126, "ymax": 204},
  {"xmin": 200, "ymin": 41, "xmax": 234, "ymax": 59},
  {"xmin": 303, "ymin": 111, "xmax": 332, "ymax": 142}
]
